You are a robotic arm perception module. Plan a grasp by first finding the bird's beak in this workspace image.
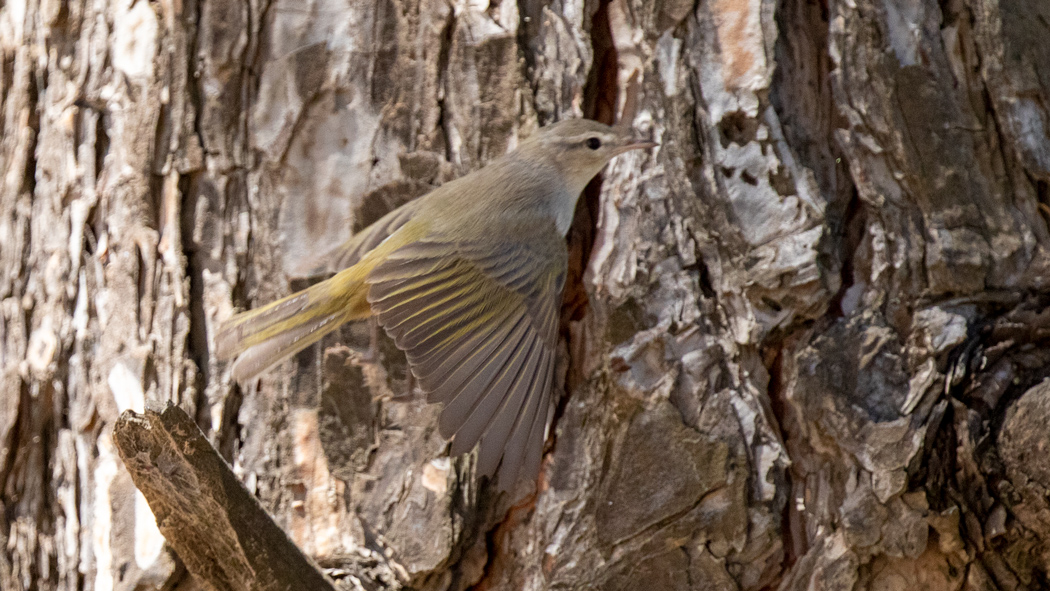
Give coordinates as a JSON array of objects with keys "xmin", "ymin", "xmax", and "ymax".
[{"xmin": 613, "ymin": 137, "xmax": 658, "ymax": 155}]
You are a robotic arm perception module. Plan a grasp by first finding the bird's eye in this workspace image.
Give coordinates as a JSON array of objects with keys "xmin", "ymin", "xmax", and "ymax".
[{"xmin": 586, "ymin": 137, "xmax": 602, "ymax": 150}]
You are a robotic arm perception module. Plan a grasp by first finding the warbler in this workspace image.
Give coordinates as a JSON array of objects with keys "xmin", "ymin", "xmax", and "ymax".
[{"xmin": 216, "ymin": 119, "xmax": 656, "ymax": 489}]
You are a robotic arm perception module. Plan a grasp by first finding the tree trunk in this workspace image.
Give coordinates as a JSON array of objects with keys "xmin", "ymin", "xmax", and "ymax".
[{"xmin": 3, "ymin": 0, "xmax": 1050, "ymax": 589}]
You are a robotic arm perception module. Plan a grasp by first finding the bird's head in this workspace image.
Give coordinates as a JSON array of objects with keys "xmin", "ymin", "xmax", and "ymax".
[{"xmin": 522, "ymin": 119, "xmax": 657, "ymax": 195}]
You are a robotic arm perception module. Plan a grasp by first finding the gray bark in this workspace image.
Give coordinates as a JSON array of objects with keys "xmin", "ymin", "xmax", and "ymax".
[{"xmin": 2, "ymin": 0, "xmax": 1050, "ymax": 589}]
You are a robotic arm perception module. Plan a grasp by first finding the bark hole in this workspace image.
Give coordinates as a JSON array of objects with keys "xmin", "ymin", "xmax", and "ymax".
[{"xmin": 559, "ymin": 0, "xmax": 619, "ymax": 411}]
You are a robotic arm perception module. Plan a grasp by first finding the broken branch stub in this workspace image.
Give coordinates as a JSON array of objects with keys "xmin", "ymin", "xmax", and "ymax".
[{"xmin": 113, "ymin": 404, "xmax": 338, "ymax": 591}]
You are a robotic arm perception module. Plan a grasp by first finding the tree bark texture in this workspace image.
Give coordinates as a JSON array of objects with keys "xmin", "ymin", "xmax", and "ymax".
[
  {"xmin": 112, "ymin": 405, "xmax": 341, "ymax": 591},
  {"xmin": 2, "ymin": 0, "xmax": 1050, "ymax": 589}
]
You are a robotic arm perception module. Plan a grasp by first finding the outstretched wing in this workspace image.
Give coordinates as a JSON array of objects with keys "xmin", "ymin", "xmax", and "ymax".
[{"xmin": 366, "ymin": 226, "xmax": 565, "ymax": 489}]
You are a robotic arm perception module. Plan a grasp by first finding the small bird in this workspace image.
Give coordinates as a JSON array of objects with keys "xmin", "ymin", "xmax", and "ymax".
[{"xmin": 216, "ymin": 119, "xmax": 655, "ymax": 489}]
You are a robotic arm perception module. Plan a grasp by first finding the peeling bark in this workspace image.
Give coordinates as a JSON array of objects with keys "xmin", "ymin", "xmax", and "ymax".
[{"xmin": 4, "ymin": 0, "xmax": 1050, "ymax": 589}]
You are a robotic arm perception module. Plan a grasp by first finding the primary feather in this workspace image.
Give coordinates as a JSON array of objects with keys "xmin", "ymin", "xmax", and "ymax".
[{"xmin": 366, "ymin": 226, "xmax": 564, "ymax": 488}]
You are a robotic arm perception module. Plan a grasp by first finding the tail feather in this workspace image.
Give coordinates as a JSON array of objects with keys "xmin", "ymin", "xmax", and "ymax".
[
  {"xmin": 230, "ymin": 309, "xmax": 349, "ymax": 382},
  {"xmin": 216, "ymin": 268, "xmax": 372, "ymax": 383},
  {"xmin": 216, "ymin": 290, "xmax": 313, "ymax": 359}
]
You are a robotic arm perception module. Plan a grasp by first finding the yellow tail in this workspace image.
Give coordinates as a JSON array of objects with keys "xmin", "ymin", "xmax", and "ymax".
[{"xmin": 216, "ymin": 267, "xmax": 373, "ymax": 383}]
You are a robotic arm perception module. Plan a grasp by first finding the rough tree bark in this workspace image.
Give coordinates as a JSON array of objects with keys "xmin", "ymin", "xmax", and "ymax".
[{"xmin": 2, "ymin": 0, "xmax": 1050, "ymax": 589}]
